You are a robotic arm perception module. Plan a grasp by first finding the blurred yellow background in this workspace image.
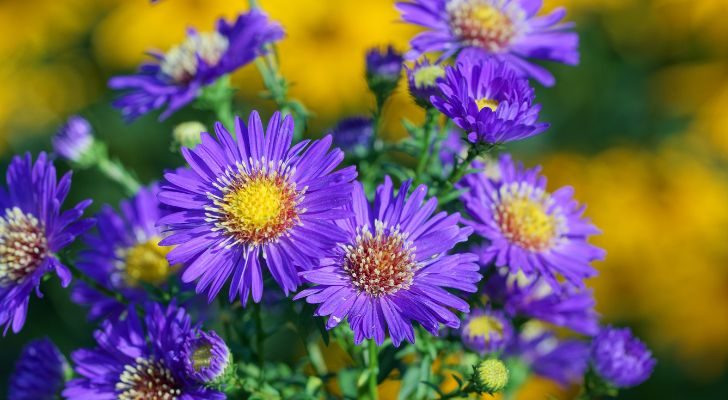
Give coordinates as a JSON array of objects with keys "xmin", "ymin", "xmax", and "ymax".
[{"xmin": 1, "ymin": 0, "xmax": 727, "ymax": 398}]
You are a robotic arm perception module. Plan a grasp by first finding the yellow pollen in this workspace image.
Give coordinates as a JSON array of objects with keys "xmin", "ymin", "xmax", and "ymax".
[
  {"xmin": 466, "ymin": 315, "xmax": 504, "ymax": 341},
  {"xmin": 413, "ymin": 65, "xmax": 445, "ymax": 88},
  {"xmin": 472, "ymin": 4, "xmax": 510, "ymax": 31},
  {"xmin": 216, "ymin": 174, "xmax": 299, "ymax": 245},
  {"xmin": 496, "ymin": 196, "xmax": 557, "ymax": 252},
  {"xmin": 476, "ymin": 98, "xmax": 499, "ymax": 112},
  {"xmin": 124, "ymin": 237, "xmax": 175, "ymax": 286}
]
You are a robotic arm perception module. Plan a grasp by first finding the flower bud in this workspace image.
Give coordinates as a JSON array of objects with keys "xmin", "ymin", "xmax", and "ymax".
[
  {"xmin": 406, "ymin": 59, "xmax": 445, "ymax": 108},
  {"xmin": 52, "ymin": 116, "xmax": 95, "ymax": 165},
  {"xmin": 173, "ymin": 121, "xmax": 206, "ymax": 150},
  {"xmin": 474, "ymin": 358, "xmax": 509, "ymax": 393},
  {"xmin": 365, "ymin": 45, "xmax": 403, "ymax": 102}
]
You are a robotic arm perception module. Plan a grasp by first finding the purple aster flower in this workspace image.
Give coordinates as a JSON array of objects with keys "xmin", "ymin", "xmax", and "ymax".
[
  {"xmin": 483, "ymin": 267, "xmax": 600, "ymax": 335},
  {"xmin": 460, "ymin": 307, "xmax": 513, "ymax": 354},
  {"xmin": 329, "ymin": 116, "xmax": 374, "ymax": 155},
  {"xmin": 460, "ymin": 153, "xmax": 605, "ymax": 289},
  {"xmin": 397, "ymin": 0, "xmax": 579, "ymax": 86},
  {"xmin": 365, "ymin": 45, "xmax": 404, "ymax": 100},
  {"xmin": 591, "ymin": 326, "xmax": 656, "ymax": 388},
  {"xmin": 158, "ymin": 111, "xmax": 357, "ymax": 305},
  {"xmin": 438, "ymin": 128, "xmax": 464, "ymax": 170},
  {"xmin": 179, "ymin": 330, "xmax": 231, "ymax": 384},
  {"xmin": 71, "ymin": 183, "xmax": 179, "ymax": 320},
  {"xmin": 0, "ymin": 153, "xmax": 93, "ymax": 334},
  {"xmin": 432, "ymin": 58, "xmax": 548, "ymax": 144},
  {"xmin": 8, "ymin": 338, "xmax": 69, "ymax": 400},
  {"xmin": 109, "ymin": 10, "xmax": 284, "ymax": 121},
  {"xmin": 508, "ymin": 327, "xmax": 590, "ymax": 386},
  {"xmin": 295, "ymin": 178, "xmax": 481, "ymax": 346},
  {"xmin": 63, "ymin": 302, "xmax": 225, "ymax": 400},
  {"xmin": 405, "ymin": 58, "xmax": 445, "ymax": 107},
  {"xmin": 52, "ymin": 116, "xmax": 94, "ymax": 163}
]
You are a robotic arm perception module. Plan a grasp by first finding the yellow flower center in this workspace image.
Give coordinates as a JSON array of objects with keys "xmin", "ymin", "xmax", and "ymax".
[
  {"xmin": 161, "ymin": 31, "xmax": 229, "ymax": 83},
  {"xmin": 123, "ymin": 237, "xmax": 175, "ymax": 286},
  {"xmin": 191, "ymin": 344, "xmax": 213, "ymax": 372},
  {"xmin": 0, "ymin": 207, "xmax": 48, "ymax": 285},
  {"xmin": 475, "ymin": 97, "xmax": 499, "ymax": 112},
  {"xmin": 413, "ymin": 65, "xmax": 446, "ymax": 89},
  {"xmin": 215, "ymin": 173, "xmax": 300, "ymax": 245},
  {"xmin": 447, "ymin": 0, "xmax": 518, "ymax": 52},
  {"xmin": 465, "ymin": 315, "xmax": 504, "ymax": 341},
  {"xmin": 495, "ymin": 185, "xmax": 559, "ymax": 251}
]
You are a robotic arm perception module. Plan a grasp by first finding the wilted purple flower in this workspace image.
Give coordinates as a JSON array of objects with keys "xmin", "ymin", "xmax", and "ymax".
[
  {"xmin": 295, "ymin": 178, "xmax": 481, "ymax": 346},
  {"xmin": 592, "ymin": 327, "xmax": 656, "ymax": 388},
  {"xmin": 0, "ymin": 153, "xmax": 93, "ymax": 334},
  {"xmin": 180, "ymin": 330, "xmax": 231, "ymax": 384},
  {"xmin": 460, "ymin": 307, "xmax": 513, "ymax": 354},
  {"xmin": 63, "ymin": 303, "xmax": 225, "ymax": 399},
  {"xmin": 330, "ymin": 116, "xmax": 374, "ymax": 154},
  {"xmin": 52, "ymin": 116, "xmax": 94, "ymax": 163},
  {"xmin": 397, "ymin": 0, "xmax": 579, "ymax": 86},
  {"xmin": 432, "ymin": 58, "xmax": 548, "ymax": 144},
  {"xmin": 109, "ymin": 10, "xmax": 284, "ymax": 120},
  {"xmin": 8, "ymin": 338, "xmax": 68, "ymax": 400},
  {"xmin": 158, "ymin": 111, "xmax": 356, "ymax": 305},
  {"xmin": 460, "ymin": 153, "xmax": 605, "ymax": 290}
]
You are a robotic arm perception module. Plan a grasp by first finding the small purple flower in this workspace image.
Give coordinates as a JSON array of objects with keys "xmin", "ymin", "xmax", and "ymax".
[
  {"xmin": 483, "ymin": 267, "xmax": 600, "ymax": 335},
  {"xmin": 63, "ymin": 303, "xmax": 225, "ymax": 399},
  {"xmin": 180, "ymin": 330, "xmax": 231, "ymax": 384},
  {"xmin": 109, "ymin": 10, "xmax": 284, "ymax": 121},
  {"xmin": 460, "ymin": 307, "xmax": 513, "ymax": 354},
  {"xmin": 432, "ymin": 58, "xmax": 548, "ymax": 144},
  {"xmin": 72, "ymin": 184, "xmax": 179, "ymax": 320},
  {"xmin": 365, "ymin": 45, "xmax": 404, "ymax": 99},
  {"xmin": 52, "ymin": 116, "xmax": 94, "ymax": 163},
  {"xmin": 330, "ymin": 116, "xmax": 374, "ymax": 154},
  {"xmin": 592, "ymin": 327, "xmax": 656, "ymax": 388},
  {"xmin": 8, "ymin": 338, "xmax": 68, "ymax": 400},
  {"xmin": 508, "ymin": 328, "xmax": 590, "ymax": 386},
  {"xmin": 397, "ymin": 0, "xmax": 579, "ymax": 86},
  {"xmin": 0, "ymin": 153, "xmax": 93, "ymax": 334},
  {"xmin": 158, "ymin": 111, "xmax": 357, "ymax": 305},
  {"xmin": 295, "ymin": 178, "xmax": 481, "ymax": 346},
  {"xmin": 461, "ymin": 153, "xmax": 605, "ymax": 289},
  {"xmin": 438, "ymin": 128, "xmax": 464, "ymax": 171},
  {"xmin": 405, "ymin": 58, "xmax": 445, "ymax": 107}
]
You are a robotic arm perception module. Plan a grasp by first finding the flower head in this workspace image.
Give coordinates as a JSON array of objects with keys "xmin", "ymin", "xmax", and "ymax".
[
  {"xmin": 72, "ymin": 184, "xmax": 178, "ymax": 320},
  {"xmin": 473, "ymin": 358, "xmax": 509, "ymax": 393},
  {"xmin": 180, "ymin": 330, "xmax": 231, "ymax": 384},
  {"xmin": 591, "ymin": 327, "xmax": 656, "ymax": 388},
  {"xmin": 159, "ymin": 111, "xmax": 357, "ymax": 305},
  {"xmin": 461, "ymin": 307, "xmax": 513, "ymax": 354},
  {"xmin": 8, "ymin": 338, "xmax": 69, "ymax": 400},
  {"xmin": 63, "ymin": 303, "xmax": 225, "ymax": 400},
  {"xmin": 329, "ymin": 116, "xmax": 374, "ymax": 155},
  {"xmin": 483, "ymin": 267, "xmax": 600, "ymax": 335},
  {"xmin": 432, "ymin": 58, "xmax": 548, "ymax": 144},
  {"xmin": 406, "ymin": 58, "xmax": 445, "ymax": 107},
  {"xmin": 52, "ymin": 116, "xmax": 94, "ymax": 164},
  {"xmin": 365, "ymin": 45, "xmax": 404, "ymax": 99},
  {"xmin": 397, "ymin": 0, "xmax": 579, "ymax": 86},
  {"xmin": 0, "ymin": 153, "xmax": 93, "ymax": 334},
  {"xmin": 461, "ymin": 153, "xmax": 605, "ymax": 289},
  {"xmin": 109, "ymin": 10, "xmax": 284, "ymax": 121},
  {"xmin": 295, "ymin": 178, "xmax": 481, "ymax": 346}
]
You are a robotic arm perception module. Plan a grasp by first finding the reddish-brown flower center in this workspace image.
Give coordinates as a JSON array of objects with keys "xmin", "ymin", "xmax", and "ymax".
[
  {"xmin": 0, "ymin": 207, "xmax": 48, "ymax": 286},
  {"xmin": 116, "ymin": 357, "xmax": 182, "ymax": 400},
  {"xmin": 343, "ymin": 221, "xmax": 417, "ymax": 297}
]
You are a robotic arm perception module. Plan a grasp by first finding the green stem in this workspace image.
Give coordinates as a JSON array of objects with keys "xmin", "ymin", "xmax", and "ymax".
[
  {"xmin": 367, "ymin": 340, "xmax": 379, "ymax": 400},
  {"xmin": 415, "ymin": 107, "xmax": 439, "ymax": 182},
  {"xmin": 254, "ymin": 302, "xmax": 265, "ymax": 372},
  {"xmin": 446, "ymin": 142, "xmax": 494, "ymax": 187},
  {"xmin": 96, "ymin": 156, "xmax": 140, "ymax": 196}
]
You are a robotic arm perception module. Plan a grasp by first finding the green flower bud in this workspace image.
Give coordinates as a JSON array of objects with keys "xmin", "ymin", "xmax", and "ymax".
[
  {"xmin": 173, "ymin": 121, "xmax": 206, "ymax": 150},
  {"xmin": 474, "ymin": 358, "xmax": 509, "ymax": 393}
]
